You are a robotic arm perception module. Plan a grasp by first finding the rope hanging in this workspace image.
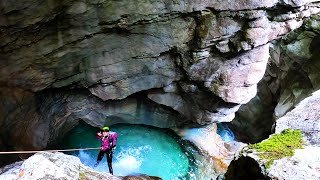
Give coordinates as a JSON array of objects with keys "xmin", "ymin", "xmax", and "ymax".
[{"xmin": 0, "ymin": 147, "xmax": 100, "ymax": 154}]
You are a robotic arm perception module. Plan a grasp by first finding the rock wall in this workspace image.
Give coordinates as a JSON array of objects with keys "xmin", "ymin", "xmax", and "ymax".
[
  {"xmin": 1, "ymin": 0, "xmax": 320, "ymax": 167},
  {"xmin": 225, "ymin": 89, "xmax": 320, "ymax": 180},
  {"xmin": 229, "ymin": 13, "xmax": 320, "ymax": 143},
  {"xmin": 0, "ymin": 87, "xmax": 182, "ymax": 156}
]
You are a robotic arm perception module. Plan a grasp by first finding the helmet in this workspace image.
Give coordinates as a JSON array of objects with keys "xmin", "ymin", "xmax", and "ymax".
[{"xmin": 102, "ymin": 126, "xmax": 109, "ymax": 132}]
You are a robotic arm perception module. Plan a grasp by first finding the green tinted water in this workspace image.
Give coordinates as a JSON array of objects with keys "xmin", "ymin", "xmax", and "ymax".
[{"xmin": 62, "ymin": 122, "xmax": 189, "ymax": 179}]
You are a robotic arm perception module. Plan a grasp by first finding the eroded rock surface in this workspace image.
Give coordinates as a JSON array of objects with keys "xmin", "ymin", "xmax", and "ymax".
[
  {"xmin": 1, "ymin": 0, "xmax": 320, "ymax": 171},
  {"xmin": 268, "ymin": 146, "xmax": 320, "ymax": 180},
  {"xmin": 0, "ymin": 152, "xmax": 164, "ymax": 180},
  {"xmin": 225, "ymin": 89, "xmax": 320, "ymax": 180},
  {"xmin": 229, "ymin": 13, "xmax": 320, "ymax": 143},
  {"xmin": 0, "ymin": 87, "xmax": 183, "ymax": 159},
  {"xmin": 273, "ymin": 21, "xmax": 320, "ymax": 119},
  {"xmin": 0, "ymin": 152, "xmax": 116, "ymax": 180},
  {"xmin": 174, "ymin": 123, "xmax": 247, "ymax": 176},
  {"xmin": 276, "ymin": 89, "xmax": 320, "ymax": 146},
  {"xmin": 2, "ymin": 1, "xmax": 318, "ymax": 124}
]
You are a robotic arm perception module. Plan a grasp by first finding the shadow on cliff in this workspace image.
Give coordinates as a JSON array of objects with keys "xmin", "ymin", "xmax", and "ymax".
[{"xmin": 224, "ymin": 156, "xmax": 270, "ymax": 180}]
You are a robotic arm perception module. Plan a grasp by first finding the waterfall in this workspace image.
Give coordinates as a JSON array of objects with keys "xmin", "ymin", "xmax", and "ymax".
[{"xmin": 217, "ymin": 123, "xmax": 235, "ymax": 142}]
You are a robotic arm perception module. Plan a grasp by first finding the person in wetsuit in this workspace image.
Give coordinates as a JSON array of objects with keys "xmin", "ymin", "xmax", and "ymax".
[{"xmin": 94, "ymin": 126, "xmax": 118, "ymax": 175}]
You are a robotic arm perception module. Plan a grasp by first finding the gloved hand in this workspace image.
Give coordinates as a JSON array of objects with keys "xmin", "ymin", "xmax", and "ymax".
[{"xmin": 111, "ymin": 146, "xmax": 116, "ymax": 153}]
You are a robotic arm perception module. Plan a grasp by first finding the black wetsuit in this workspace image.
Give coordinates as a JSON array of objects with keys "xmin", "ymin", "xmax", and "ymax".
[{"xmin": 96, "ymin": 148, "xmax": 114, "ymax": 174}]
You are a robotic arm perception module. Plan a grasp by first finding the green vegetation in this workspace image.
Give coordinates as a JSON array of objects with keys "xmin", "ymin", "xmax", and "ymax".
[
  {"xmin": 248, "ymin": 129, "xmax": 304, "ymax": 169},
  {"xmin": 79, "ymin": 171, "xmax": 86, "ymax": 180},
  {"xmin": 197, "ymin": 11, "xmax": 214, "ymax": 39}
]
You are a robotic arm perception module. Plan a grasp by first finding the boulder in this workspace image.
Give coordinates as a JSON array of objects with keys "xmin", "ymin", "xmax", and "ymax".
[{"xmin": 0, "ymin": 152, "xmax": 116, "ymax": 180}]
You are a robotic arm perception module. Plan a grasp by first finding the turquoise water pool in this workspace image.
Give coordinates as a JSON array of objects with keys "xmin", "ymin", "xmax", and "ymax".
[
  {"xmin": 62, "ymin": 122, "xmax": 189, "ymax": 179},
  {"xmin": 61, "ymin": 122, "xmax": 234, "ymax": 179}
]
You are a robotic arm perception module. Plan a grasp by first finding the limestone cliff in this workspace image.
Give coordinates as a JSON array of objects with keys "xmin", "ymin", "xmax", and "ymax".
[
  {"xmin": 225, "ymin": 89, "xmax": 320, "ymax": 180},
  {"xmin": 1, "ymin": 0, "xmax": 320, "ymax": 170},
  {"xmin": 230, "ymin": 13, "xmax": 320, "ymax": 143}
]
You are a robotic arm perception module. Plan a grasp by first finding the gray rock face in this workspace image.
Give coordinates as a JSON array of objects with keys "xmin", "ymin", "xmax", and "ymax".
[
  {"xmin": 0, "ymin": 152, "xmax": 162, "ymax": 179},
  {"xmin": 174, "ymin": 124, "xmax": 247, "ymax": 175},
  {"xmin": 0, "ymin": 87, "xmax": 184, "ymax": 155},
  {"xmin": 226, "ymin": 89, "xmax": 320, "ymax": 180},
  {"xmin": 1, "ymin": 0, "xmax": 320, "ymax": 170},
  {"xmin": 0, "ymin": 87, "xmax": 49, "ymax": 152},
  {"xmin": 229, "ymin": 13, "xmax": 320, "ymax": 143},
  {"xmin": 273, "ymin": 28, "xmax": 320, "ymax": 119},
  {"xmin": 270, "ymin": 90, "xmax": 320, "ymax": 179},
  {"xmin": 1, "ymin": 0, "xmax": 318, "ymax": 126},
  {"xmin": 276, "ymin": 90, "xmax": 320, "ymax": 145},
  {"xmin": 205, "ymin": 44, "xmax": 270, "ymax": 104},
  {"xmin": 268, "ymin": 146, "xmax": 320, "ymax": 180},
  {"xmin": 148, "ymin": 88, "xmax": 241, "ymax": 124},
  {"xmin": 229, "ymin": 81, "xmax": 275, "ymax": 143},
  {"xmin": 0, "ymin": 152, "xmax": 116, "ymax": 180}
]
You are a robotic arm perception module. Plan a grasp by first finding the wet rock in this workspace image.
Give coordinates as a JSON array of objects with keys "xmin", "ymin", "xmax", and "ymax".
[{"xmin": 175, "ymin": 124, "xmax": 246, "ymax": 175}]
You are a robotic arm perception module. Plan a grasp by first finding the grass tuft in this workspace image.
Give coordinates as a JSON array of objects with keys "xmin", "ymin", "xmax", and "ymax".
[
  {"xmin": 79, "ymin": 171, "xmax": 86, "ymax": 180},
  {"xmin": 248, "ymin": 129, "xmax": 304, "ymax": 168}
]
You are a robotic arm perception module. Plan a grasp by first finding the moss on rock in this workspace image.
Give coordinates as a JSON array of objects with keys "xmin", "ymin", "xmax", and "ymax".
[
  {"xmin": 248, "ymin": 129, "xmax": 304, "ymax": 168},
  {"xmin": 79, "ymin": 171, "xmax": 86, "ymax": 180}
]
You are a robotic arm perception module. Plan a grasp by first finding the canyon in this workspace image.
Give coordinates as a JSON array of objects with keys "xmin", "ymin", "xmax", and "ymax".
[{"xmin": 0, "ymin": 0, "xmax": 320, "ymax": 179}]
